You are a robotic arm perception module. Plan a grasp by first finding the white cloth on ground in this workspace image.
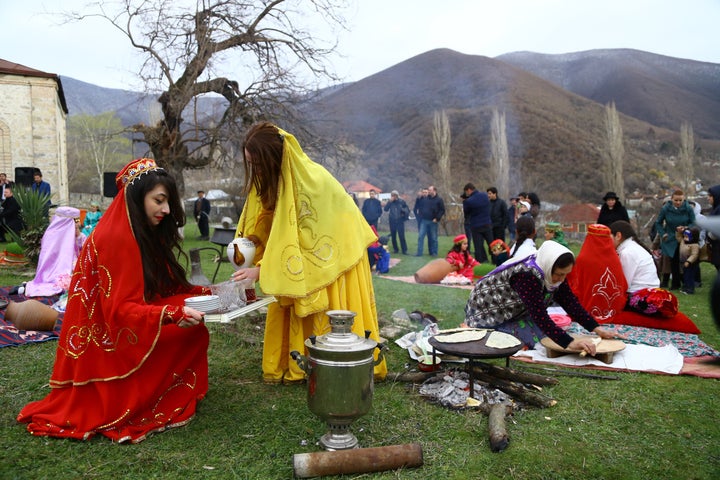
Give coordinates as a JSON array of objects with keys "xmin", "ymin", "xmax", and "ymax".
[{"xmin": 513, "ymin": 342, "xmax": 683, "ymax": 374}]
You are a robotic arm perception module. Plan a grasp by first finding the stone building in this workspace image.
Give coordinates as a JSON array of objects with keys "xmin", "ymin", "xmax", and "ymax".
[{"xmin": 0, "ymin": 58, "xmax": 69, "ymax": 205}]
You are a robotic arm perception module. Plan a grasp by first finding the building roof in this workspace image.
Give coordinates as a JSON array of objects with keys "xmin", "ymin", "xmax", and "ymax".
[
  {"xmin": 0, "ymin": 58, "xmax": 68, "ymax": 114},
  {"xmin": 555, "ymin": 203, "xmax": 600, "ymax": 223},
  {"xmin": 342, "ymin": 180, "xmax": 382, "ymax": 193}
]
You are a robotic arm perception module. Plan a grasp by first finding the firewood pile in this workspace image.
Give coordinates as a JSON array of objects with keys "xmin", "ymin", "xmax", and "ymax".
[{"xmin": 387, "ymin": 362, "xmax": 560, "ymax": 452}]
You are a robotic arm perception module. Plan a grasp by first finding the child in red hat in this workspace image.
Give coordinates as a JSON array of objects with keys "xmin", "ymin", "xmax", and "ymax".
[{"xmin": 443, "ymin": 234, "xmax": 481, "ymax": 282}]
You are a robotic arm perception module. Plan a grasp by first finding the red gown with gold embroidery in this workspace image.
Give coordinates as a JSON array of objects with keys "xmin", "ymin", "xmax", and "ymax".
[{"xmin": 17, "ymin": 160, "xmax": 210, "ymax": 443}]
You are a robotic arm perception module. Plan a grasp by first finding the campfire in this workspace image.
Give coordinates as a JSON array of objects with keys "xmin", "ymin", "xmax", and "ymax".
[{"xmin": 389, "ymin": 362, "xmax": 560, "ymax": 452}]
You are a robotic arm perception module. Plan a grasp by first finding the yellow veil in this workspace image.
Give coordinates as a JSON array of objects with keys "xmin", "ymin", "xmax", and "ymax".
[{"xmin": 236, "ymin": 128, "xmax": 376, "ymax": 306}]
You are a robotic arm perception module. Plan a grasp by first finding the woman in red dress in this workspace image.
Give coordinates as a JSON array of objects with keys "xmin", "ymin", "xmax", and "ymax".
[{"xmin": 18, "ymin": 158, "xmax": 210, "ymax": 443}]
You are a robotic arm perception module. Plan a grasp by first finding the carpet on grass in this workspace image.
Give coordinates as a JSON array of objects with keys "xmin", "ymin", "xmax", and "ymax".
[{"xmin": 0, "ymin": 287, "xmax": 63, "ymax": 348}]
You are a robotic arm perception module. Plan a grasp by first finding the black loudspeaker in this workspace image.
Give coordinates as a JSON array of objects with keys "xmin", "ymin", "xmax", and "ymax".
[
  {"xmin": 14, "ymin": 167, "xmax": 35, "ymax": 187},
  {"xmin": 103, "ymin": 172, "xmax": 118, "ymax": 198}
]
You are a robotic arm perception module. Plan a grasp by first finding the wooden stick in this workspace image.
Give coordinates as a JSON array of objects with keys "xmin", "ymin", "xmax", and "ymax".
[
  {"xmin": 293, "ymin": 443, "xmax": 423, "ymax": 478},
  {"xmin": 473, "ymin": 371, "xmax": 558, "ymax": 408},
  {"xmin": 471, "ymin": 363, "xmax": 559, "ymax": 385},
  {"xmin": 512, "ymin": 365, "xmax": 621, "ymax": 380},
  {"xmin": 385, "ymin": 371, "xmax": 439, "ymax": 383},
  {"xmin": 488, "ymin": 403, "xmax": 510, "ymax": 452}
]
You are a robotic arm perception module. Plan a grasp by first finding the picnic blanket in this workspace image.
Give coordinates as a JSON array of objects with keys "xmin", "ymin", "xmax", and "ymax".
[
  {"xmin": 511, "ymin": 322, "xmax": 720, "ymax": 378},
  {"xmin": 380, "ymin": 275, "xmax": 475, "ymax": 290},
  {"xmin": 0, "ymin": 287, "xmax": 63, "ymax": 348}
]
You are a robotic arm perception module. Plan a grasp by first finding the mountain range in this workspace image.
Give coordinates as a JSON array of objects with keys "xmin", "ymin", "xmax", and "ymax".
[{"xmin": 61, "ymin": 48, "xmax": 720, "ymax": 203}]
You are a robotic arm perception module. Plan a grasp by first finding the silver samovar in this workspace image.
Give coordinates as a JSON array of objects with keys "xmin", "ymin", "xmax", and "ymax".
[{"xmin": 291, "ymin": 310, "xmax": 385, "ymax": 450}]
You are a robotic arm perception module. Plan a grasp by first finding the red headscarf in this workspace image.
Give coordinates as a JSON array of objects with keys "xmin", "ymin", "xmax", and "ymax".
[
  {"xmin": 50, "ymin": 159, "xmax": 184, "ymax": 387},
  {"xmin": 566, "ymin": 224, "xmax": 628, "ymax": 322}
]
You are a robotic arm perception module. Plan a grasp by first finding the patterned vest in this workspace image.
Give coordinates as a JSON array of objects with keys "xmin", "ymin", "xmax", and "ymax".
[{"xmin": 464, "ymin": 258, "xmax": 546, "ymax": 328}]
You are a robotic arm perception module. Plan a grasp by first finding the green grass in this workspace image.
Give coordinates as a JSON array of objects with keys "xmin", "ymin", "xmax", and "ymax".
[{"xmin": 1, "ymin": 225, "xmax": 719, "ymax": 479}]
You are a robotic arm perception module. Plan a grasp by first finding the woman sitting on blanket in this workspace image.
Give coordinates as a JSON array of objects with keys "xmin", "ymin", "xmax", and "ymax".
[
  {"xmin": 609, "ymin": 220, "xmax": 678, "ymax": 317},
  {"xmin": 23, "ymin": 207, "xmax": 86, "ymax": 297},
  {"xmin": 442, "ymin": 234, "xmax": 481, "ymax": 283},
  {"xmin": 464, "ymin": 240, "xmax": 618, "ymax": 353}
]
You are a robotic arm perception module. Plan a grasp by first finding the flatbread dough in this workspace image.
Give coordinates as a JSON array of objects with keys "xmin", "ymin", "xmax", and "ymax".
[
  {"xmin": 485, "ymin": 331, "xmax": 522, "ymax": 349},
  {"xmin": 433, "ymin": 329, "xmax": 487, "ymax": 343}
]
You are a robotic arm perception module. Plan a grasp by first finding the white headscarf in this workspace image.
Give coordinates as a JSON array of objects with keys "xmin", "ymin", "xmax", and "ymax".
[{"xmin": 534, "ymin": 240, "xmax": 574, "ymax": 290}]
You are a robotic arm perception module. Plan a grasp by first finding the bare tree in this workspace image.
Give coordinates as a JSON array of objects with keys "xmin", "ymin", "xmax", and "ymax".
[
  {"xmin": 490, "ymin": 108, "xmax": 510, "ymax": 200},
  {"xmin": 602, "ymin": 101, "xmax": 625, "ymax": 200},
  {"xmin": 433, "ymin": 109, "xmax": 452, "ymax": 200},
  {"xmin": 66, "ymin": 0, "xmax": 348, "ymax": 195},
  {"xmin": 67, "ymin": 112, "xmax": 132, "ymax": 194},
  {"xmin": 678, "ymin": 121, "xmax": 695, "ymax": 194}
]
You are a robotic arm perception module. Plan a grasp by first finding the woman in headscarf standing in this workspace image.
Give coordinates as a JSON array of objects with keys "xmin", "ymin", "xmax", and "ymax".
[
  {"xmin": 231, "ymin": 122, "xmax": 387, "ymax": 383},
  {"xmin": 464, "ymin": 240, "xmax": 618, "ymax": 353},
  {"xmin": 18, "ymin": 158, "xmax": 210, "ymax": 443}
]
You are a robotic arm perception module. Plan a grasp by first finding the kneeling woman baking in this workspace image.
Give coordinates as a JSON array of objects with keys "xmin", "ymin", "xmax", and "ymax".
[{"xmin": 464, "ymin": 241, "xmax": 619, "ymax": 355}]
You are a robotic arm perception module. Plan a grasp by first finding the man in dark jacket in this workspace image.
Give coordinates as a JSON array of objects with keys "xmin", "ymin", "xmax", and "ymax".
[
  {"xmin": 361, "ymin": 189, "xmax": 383, "ymax": 229},
  {"xmin": 383, "ymin": 190, "xmax": 409, "ymax": 254},
  {"xmin": 463, "ymin": 183, "xmax": 493, "ymax": 263},
  {"xmin": 0, "ymin": 185, "xmax": 23, "ymax": 242},
  {"xmin": 487, "ymin": 187, "xmax": 508, "ymax": 242},
  {"xmin": 415, "ymin": 185, "xmax": 445, "ymax": 256},
  {"xmin": 194, "ymin": 190, "xmax": 212, "ymax": 240}
]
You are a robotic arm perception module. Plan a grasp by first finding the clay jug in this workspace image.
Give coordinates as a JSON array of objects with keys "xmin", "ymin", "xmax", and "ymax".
[
  {"xmin": 414, "ymin": 259, "xmax": 454, "ymax": 284},
  {"xmin": 5, "ymin": 299, "xmax": 59, "ymax": 331}
]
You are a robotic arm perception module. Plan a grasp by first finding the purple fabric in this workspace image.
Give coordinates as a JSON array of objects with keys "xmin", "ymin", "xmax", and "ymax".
[{"xmin": 24, "ymin": 207, "xmax": 86, "ymax": 297}]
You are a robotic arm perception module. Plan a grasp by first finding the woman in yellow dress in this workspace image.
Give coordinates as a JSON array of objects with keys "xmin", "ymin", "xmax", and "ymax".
[{"xmin": 231, "ymin": 122, "xmax": 387, "ymax": 383}]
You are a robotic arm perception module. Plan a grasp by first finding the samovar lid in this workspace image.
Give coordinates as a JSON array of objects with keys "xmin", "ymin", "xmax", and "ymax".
[{"xmin": 307, "ymin": 310, "xmax": 377, "ymax": 353}]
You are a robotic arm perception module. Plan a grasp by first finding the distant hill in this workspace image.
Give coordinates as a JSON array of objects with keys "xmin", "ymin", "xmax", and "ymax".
[
  {"xmin": 301, "ymin": 48, "xmax": 720, "ymax": 201},
  {"xmin": 496, "ymin": 48, "xmax": 720, "ymax": 139},
  {"xmin": 61, "ymin": 77, "xmax": 157, "ymax": 126},
  {"xmin": 61, "ymin": 48, "xmax": 720, "ymax": 203}
]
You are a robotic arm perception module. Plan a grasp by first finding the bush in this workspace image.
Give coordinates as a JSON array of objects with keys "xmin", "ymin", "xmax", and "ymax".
[{"xmin": 7, "ymin": 186, "xmax": 51, "ymax": 264}]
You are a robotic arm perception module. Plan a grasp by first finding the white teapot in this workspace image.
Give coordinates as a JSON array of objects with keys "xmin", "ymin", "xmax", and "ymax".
[{"xmin": 227, "ymin": 237, "xmax": 256, "ymax": 270}]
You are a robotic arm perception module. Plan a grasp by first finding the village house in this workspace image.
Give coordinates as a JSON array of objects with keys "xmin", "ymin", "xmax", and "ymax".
[{"xmin": 0, "ymin": 59, "xmax": 69, "ymax": 205}]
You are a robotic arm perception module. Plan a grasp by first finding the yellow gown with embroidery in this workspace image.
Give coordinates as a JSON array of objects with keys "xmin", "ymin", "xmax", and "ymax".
[{"xmin": 236, "ymin": 129, "xmax": 387, "ymax": 382}]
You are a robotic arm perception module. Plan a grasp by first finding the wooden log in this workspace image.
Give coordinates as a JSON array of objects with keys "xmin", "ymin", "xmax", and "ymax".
[
  {"xmin": 488, "ymin": 403, "xmax": 510, "ymax": 452},
  {"xmin": 293, "ymin": 443, "xmax": 424, "ymax": 478},
  {"xmin": 471, "ymin": 363, "xmax": 559, "ymax": 386},
  {"xmin": 386, "ymin": 371, "xmax": 439, "ymax": 383},
  {"xmin": 473, "ymin": 371, "xmax": 557, "ymax": 408}
]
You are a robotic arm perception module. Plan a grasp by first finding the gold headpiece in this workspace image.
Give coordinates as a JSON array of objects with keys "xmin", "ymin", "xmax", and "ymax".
[{"xmin": 115, "ymin": 158, "xmax": 163, "ymax": 191}]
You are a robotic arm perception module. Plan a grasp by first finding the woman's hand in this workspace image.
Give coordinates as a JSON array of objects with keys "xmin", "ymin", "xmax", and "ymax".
[
  {"xmin": 593, "ymin": 326, "xmax": 626, "ymax": 340},
  {"xmin": 567, "ymin": 337, "xmax": 599, "ymax": 356},
  {"xmin": 231, "ymin": 266, "xmax": 260, "ymax": 284},
  {"xmin": 177, "ymin": 306, "xmax": 205, "ymax": 328}
]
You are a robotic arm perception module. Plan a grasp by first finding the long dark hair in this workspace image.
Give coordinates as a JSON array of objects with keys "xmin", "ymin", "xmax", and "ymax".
[
  {"xmin": 243, "ymin": 121, "xmax": 284, "ymax": 211},
  {"xmin": 511, "ymin": 216, "xmax": 535, "ymax": 257},
  {"xmin": 609, "ymin": 220, "xmax": 652, "ymax": 253},
  {"xmin": 450, "ymin": 241, "xmax": 473, "ymax": 265},
  {"xmin": 126, "ymin": 169, "xmax": 190, "ymax": 299}
]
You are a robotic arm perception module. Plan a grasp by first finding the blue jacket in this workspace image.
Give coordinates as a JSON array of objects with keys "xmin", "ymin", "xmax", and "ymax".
[
  {"xmin": 417, "ymin": 194, "xmax": 445, "ymax": 222},
  {"xmin": 361, "ymin": 197, "xmax": 383, "ymax": 225},
  {"xmin": 463, "ymin": 190, "xmax": 491, "ymax": 228}
]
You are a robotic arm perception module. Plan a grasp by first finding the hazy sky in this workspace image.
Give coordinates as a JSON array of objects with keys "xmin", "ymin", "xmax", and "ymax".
[{"xmin": 2, "ymin": 0, "xmax": 719, "ymax": 90}]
